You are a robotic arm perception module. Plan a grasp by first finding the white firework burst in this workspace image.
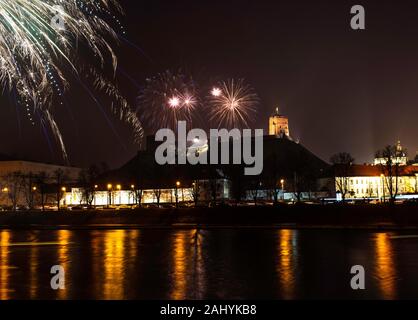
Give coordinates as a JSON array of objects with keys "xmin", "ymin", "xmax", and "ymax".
[{"xmin": 209, "ymin": 79, "xmax": 259, "ymax": 129}]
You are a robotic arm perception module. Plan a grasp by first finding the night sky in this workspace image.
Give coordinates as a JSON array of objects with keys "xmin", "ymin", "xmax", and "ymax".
[{"xmin": 0, "ymin": 0, "xmax": 418, "ymax": 168}]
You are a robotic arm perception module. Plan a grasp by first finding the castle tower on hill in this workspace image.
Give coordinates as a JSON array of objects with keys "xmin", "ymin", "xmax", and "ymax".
[{"xmin": 269, "ymin": 107, "xmax": 290, "ymax": 137}]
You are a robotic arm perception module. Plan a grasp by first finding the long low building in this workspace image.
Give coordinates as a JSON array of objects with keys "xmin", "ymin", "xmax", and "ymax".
[
  {"xmin": 0, "ymin": 160, "xmax": 81, "ymax": 180},
  {"xmin": 0, "ymin": 159, "xmax": 82, "ymax": 209},
  {"xmin": 64, "ymin": 179, "xmax": 232, "ymax": 207},
  {"xmin": 335, "ymin": 164, "xmax": 418, "ymax": 200}
]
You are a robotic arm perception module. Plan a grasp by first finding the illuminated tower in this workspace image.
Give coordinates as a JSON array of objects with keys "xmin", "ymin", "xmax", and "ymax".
[{"xmin": 269, "ymin": 108, "xmax": 290, "ymax": 137}]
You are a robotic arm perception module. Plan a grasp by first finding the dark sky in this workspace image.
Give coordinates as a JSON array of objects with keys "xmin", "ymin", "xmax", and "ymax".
[{"xmin": 1, "ymin": 0, "xmax": 418, "ymax": 168}]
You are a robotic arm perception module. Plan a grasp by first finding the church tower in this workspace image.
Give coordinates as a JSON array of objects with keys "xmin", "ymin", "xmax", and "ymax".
[{"xmin": 269, "ymin": 107, "xmax": 290, "ymax": 137}]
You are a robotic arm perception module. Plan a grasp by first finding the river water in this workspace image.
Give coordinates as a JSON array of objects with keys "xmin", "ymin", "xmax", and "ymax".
[{"xmin": 0, "ymin": 228, "xmax": 417, "ymax": 300}]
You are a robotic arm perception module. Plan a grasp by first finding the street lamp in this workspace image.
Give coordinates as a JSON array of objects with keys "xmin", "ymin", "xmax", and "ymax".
[
  {"xmin": 380, "ymin": 174, "xmax": 386, "ymax": 203},
  {"xmin": 280, "ymin": 179, "xmax": 285, "ymax": 201},
  {"xmin": 93, "ymin": 185, "xmax": 98, "ymax": 207},
  {"xmin": 31, "ymin": 186, "xmax": 37, "ymax": 209},
  {"xmin": 175, "ymin": 181, "xmax": 181, "ymax": 208},
  {"xmin": 2, "ymin": 187, "xmax": 9, "ymax": 207},
  {"xmin": 107, "ymin": 184, "xmax": 113, "ymax": 207},
  {"xmin": 29, "ymin": 186, "xmax": 38, "ymax": 209},
  {"xmin": 116, "ymin": 185, "xmax": 122, "ymax": 206},
  {"xmin": 130, "ymin": 184, "xmax": 136, "ymax": 206},
  {"xmin": 61, "ymin": 187, "xmax": 67, "ymax": 207}
]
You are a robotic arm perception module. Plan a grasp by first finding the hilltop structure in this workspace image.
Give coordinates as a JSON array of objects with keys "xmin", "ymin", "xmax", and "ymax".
[{"xmin": 269, "ymin": 108, "xmax": 290, "ymax": 138}]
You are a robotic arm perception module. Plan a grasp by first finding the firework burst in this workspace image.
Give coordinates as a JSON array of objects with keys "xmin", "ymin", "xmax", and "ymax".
[
  {"xmin": 0, "ymin": 0, "xmax": 143, "ymax": 162},
  {"xmin": 208, "ymin": 79, "xmax": 259, "ymax": 129},
  {"xmin": 137, "ymin": 70, "xmax": 200, "ymax": 134}
]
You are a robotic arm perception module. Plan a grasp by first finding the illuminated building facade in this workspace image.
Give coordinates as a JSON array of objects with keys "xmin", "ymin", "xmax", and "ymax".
[
  {"xmin": 269, "ymin": 108, "xmax": 290, "ymax": 137},
  {"xmin": 63, "ymin": 179, "xmax": 231, "ymax": 207},
  {"xmin": 374, "ymin": 141, "xmax": 408, "ymax": 166},
  {"xmin": 335, "ymin": 165, "xmax": 418, "ymax": 200}
]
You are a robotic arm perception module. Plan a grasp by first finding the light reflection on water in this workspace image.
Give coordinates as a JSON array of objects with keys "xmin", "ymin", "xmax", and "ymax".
[
  {"xmin": 170, "ymin": 230, "xmax": 188, "ymax": 300},
  {"xmin": 0, "ymin": 230, "xmax": 12, "ymax": 300},
  {"xmin": 374, "ymin": 233, "xmax": 397, "ymax": 300},
  {"xmin": 90, "ymin": 230, "xmax": 141, "ymax": 300},
  {"xmin": 29, "ymin": 235, "xmax": 39, "ymax": 299},
  {"xmin": 103, "ymin": 230, "xmax": 126, "ymax": 300},
  {"xmin": 57, "ymin": 230, "xmax": 71, "ymax": 300},
  {"xmin": 0, "ymin": 228, "xmax": 417, "ymax": 300},
  {"xmin": 277, "ymin": 230, "xmax": 297, "ymax": 300},
  {"xmin": 169, "ymin": 229, "xmax": 207, "ymax": 300}
]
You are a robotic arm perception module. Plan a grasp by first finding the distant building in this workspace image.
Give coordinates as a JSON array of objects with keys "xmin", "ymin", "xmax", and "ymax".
[
  {"xmin": 64, "ymin": 179, "xmax": 232, "ymax": 207},
  {"xmin": 0, "ymin": 161, "xmax": 81, "ymax": 181},
  {"xmin": 374, "ymin": 141, "xmax": 408, "ymax": 166},
  {"xmin": 0, "ymin": 160, "xmax": 82, "ymax": 209},
  {"xmin": 269, "ymin": 108, "xmax": 290, "ymax": 137},
  {"xmin": 335, "ymin": 164, "xmax": 418, "ymax": 200},
  {"xmin": 412, "ymin": 151, "xmax": 418, "ymax": 166},
  {"xmin": 62, "ymin": 135, "xmax": 232, "ymax": 207}
]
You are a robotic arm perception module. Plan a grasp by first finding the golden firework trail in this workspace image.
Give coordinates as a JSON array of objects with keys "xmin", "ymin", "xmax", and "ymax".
[{"xmin": 0, "ymin": 0, "xmax": 143, "ymax": 162}]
